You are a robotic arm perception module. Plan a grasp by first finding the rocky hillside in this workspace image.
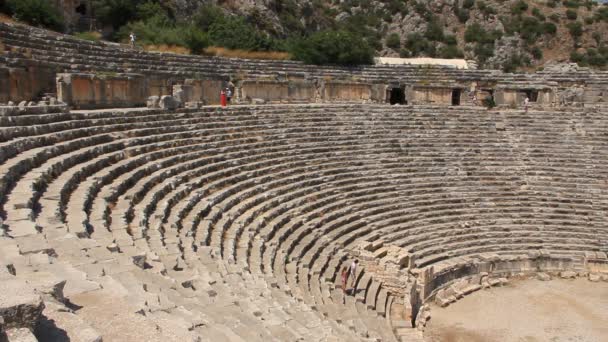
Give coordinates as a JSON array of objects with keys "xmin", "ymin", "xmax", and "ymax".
[{"xmin": 166, "ymin": 0, "xmax": 608, "ymax": 71}]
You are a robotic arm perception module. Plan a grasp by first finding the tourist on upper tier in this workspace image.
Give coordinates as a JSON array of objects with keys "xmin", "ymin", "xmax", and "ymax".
[
  {"xmin": 524, "ymin": 96, "xmax": 530, "ymax": 112},
  {"xmin": 340, "ymin": 267, "xmax": 348, "ymax": 293},
  {"xmin": 129, "ymin": 32, "xmax": 136, "ymax": 48},
  {"xmin": 226, "ymin": 88, "xmax": 233, "ymax": 103},
  {"xmin": 349, "ymin": 259, "xmax": 359, "ymax": 289}
]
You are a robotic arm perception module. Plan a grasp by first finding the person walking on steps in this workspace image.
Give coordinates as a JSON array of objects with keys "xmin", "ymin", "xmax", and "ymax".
[
  {"xmin": 129, "ymin": 32, "xmax": 136, "ymax": 49},
  {"xmin": 348, "ymin": 259, "xmax": 359, "ymax": 292},
  {"xmin": 524, "ymin": 96, "xmax": 530, "ymax": 112},
  {"xmin": 340, "ymin": 267, "xmax": 348, "ymax": 294}
]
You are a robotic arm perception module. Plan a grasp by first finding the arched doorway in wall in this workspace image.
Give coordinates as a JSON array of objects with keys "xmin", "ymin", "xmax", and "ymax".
[
  {"xmin": 451, "ymin": 88, "xmax": 461, "ymax": 106},
  {"xmin": 388, "ymin": 86, "xmax": 407, "ymax": 105}
]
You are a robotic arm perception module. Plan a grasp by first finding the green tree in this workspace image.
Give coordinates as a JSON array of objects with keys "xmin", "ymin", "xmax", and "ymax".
[
  {"xmin": 290, "ymin": 30, "xmax": 374, "ymax": 65},
  {"xmin": 6, "ymin": 0, "xmax": 64, "ymax": 31},
  {"xmin": 93, "ymin": 0, "xmax": 142, "ymax": 30},
  {"xmin": 567, "ymin": 21, "xmax": 583, "ymax": 39},
  {"xmin": 566, "ymin": 9, "xmax": 578, "ymax": 20},
  {"xmin": 386, "ymin": 33, "xmax": 401, "ymax": 49}
]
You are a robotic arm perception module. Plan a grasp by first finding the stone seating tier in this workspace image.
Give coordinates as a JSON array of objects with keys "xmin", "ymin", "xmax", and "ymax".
[{"xmin": 1, "ymin": 103, "xmax": 607, "ymax": 341}]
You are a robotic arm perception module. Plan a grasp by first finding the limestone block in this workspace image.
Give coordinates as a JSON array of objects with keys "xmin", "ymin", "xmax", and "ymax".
[
  {"xmin": 588, "ymin": 273, "xmax": 601, "ymax": 282},
  {"xmin": 0, "ymin": 280, "xmax": 44, "ymax": 330},
  {"xmin": 38, "ymin": 303, "xmax": 103, "ymax": 342},
  {"xmin": 159, "ymin": 95, "xmax": 179, "ymax": 110},
  {"xmin": 537, "ymin": 273, "xmax": 552, "ymax": 281},
  {"xmin": 5, "ymin": 327, "xmax": 37, "ymax": 342},
  {"xmin": 146, "ymin": 96, "xmax": 160, "ymax": 109},
  {"xmin": 132, "ymin": 253, "xmax": 147, "ymax": 269},
  {"xmin": 559, "ymin": 271, "xmax": 577, "ymax": 279}
]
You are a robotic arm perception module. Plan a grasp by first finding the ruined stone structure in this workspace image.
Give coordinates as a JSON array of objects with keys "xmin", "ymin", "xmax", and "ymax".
[
  {"xmin": 1, "ymin": 22, "xmax": 608, "ymax": 110},
  {"xmin": 0, "ymin": 22, "xmax": 607, "ymax": 342}
]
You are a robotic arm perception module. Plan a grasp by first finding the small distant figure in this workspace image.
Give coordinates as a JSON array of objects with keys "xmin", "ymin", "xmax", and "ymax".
[
  {"xmin": 226, "ymin": 87, "xmax": 233, "ymax": 103},
  {"xmin": 472, "ymin": 94, "xmax": 478, "ymax": 106},
  {"xmin": 349, "ymin": 259, "xmax": 359, "ymax": 289},
  {"xmin": 129, "ymin": 32, "xmax": 136, "ymax": 48},
  {"xmin": 524, "ymin": 96, "xmax": 530, "ymax": 112},
  {"xmin": 220, "ymin": 88, "xmax": 227, "ymax": 107},
  {"xmin": 340, "ymin": 266, "xmax": 348, "ymax": 293}
]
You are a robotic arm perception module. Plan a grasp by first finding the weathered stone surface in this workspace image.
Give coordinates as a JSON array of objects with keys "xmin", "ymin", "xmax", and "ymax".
[
  {"xmin": 0, "ymin": 280, "xmax": 44, "ymax": 330},
  {"xmin": 537, "ymin": 273, "xmax": 552, "ymax": 281},
  {"xmin": 146, "ymin": 96, "xmax": 160, "ymax": 109},
  {"xmin": 560, "ymin": 271, "xmax": 577, "ymax": 279},
  {"xmin": 5, "ymin": 327, "xmax": 37, "ymax": 342},
  {"xmin": 159, "ymin": 95, "xmax": 179, "ymax": 110}
]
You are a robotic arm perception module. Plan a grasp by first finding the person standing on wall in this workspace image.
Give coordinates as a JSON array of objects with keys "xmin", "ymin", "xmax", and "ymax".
[
  {"xmin": 226, "ymin": 87, "xmax": 233, "ymax": 104},
  {"xmin": 129, "ymin": 32, "xmax": 136, "ymax": 48},
  {"xmin": 524, "ymin": 96, "xmax": 530, "ymax": 112}
]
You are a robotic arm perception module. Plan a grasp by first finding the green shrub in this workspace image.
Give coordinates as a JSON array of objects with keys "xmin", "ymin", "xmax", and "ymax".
[
  {"xmin": 511, "ymin": 0, "xmax": 529, "ymax": 15},
  {"xmin": 193, "ymin": 5, "xmax": 225, "ymax": 31},
  {"xmin": 463, "ymin": 0, "xmax": 476, "ymax": 9},
  {"xmin": 439, "ymin": 44, "xmax": 464, "ymax": 58},
  {"xmin": 547, "ymin": 0, "xmax": 558, "ymax": 8},
  {"xmin": 570, "ymin": 51, "xmax": 586, "ymax": 64},
  {"xmin": 584, "ymin": 17, "xmax": 594, "ymax": 24},
  {"xmin": 482, "ymin": 96, "xmax": 496, "ymax": 108},
  {"xmin": 566, "ymin": 9, "xmax": 578, "ymax": 20},
  {"xmin": 532, "ymin": 8, "xmax": 545, "ymax": 20},
  {"xmin": 386, "ymin": 33, "xmax": 401, "ymax": 49},
  {"xmin": 444, "ymin": 35, "xmax": 458, "ymax": 45},
  {"xmin": 586, "ymin": 48, "xmax": 607, "ymax": 66},
  {"xmin": 549, "ymin": 13, "xmax": 560, "ymax": 22},
  {"xmin": 208, "ymin": 16, "xmax": 277, "ymax": 51},
  {"xmin": 530, "ymin": 46, "xmax": 543, "ymax": 59},
  {"xmin": 592, "ymin": 31, "xmax": 602, "ymax": 45},
  {"xmin": 464, "ymin": 23, "xmax": 499, "ymax": 43},
  {"xmin": 6, "ymin": 0, "xmax": 64, "ymax": 31},
  {"xmin": 456, "ymin": 8, "xmax": 470, "ymax": 23},
  {"xmin": 405, "ymin": 32, "xmax": 436, "ymax": 57},
  {"xmin": 93, "ymin": 0, "xmax": 141, "ymax": 31},
  {"xmin": 425, "ymin": 18, "xmax": 445, "ymax": 42},
  {"xmin": 520, "ymin": 16, "xmax": 544, "ymax": 43},
  {"xmin": 563, "ymin": 0, "xmax": 581, "ymax": 9},
  {"xmin": 289, "ymin": 30, "xmax": 374, "ymax": 65},
  {"xmin": 542, "ymin": 22, "xmax": 557, "ymax": 35},
  {"xmin": 567, "ymin": 21, "xmax": 583, "ymax": 39},
  {"xmin": 596, "ymin": 7, "xmax": 608, "ymax": 23}
]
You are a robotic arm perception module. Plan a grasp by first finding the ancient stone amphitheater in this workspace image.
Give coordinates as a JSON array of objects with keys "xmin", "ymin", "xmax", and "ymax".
[{"xmin": 1, "ymin": 22, "xmax": 607, "ymax": 342}]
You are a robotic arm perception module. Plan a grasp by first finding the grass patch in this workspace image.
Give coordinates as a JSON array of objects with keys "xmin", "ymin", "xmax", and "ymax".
[
  {"xmin": 0, "ymin": 13, "xmax": 16, "ymax": 23},
  {"xmin": 74, "ymin": 31, "xmax": 102, "ymax": 42},
  {"xmin": 143, "ymin": 44, "xmax": 191, "ymax": 55},
  {"xmin": 203, "ymin": 46, "xmax": 291, "ymax": 60},
  {"xmin": 0, "ymin": 40, "xmax": 4, "ymax": 54}
]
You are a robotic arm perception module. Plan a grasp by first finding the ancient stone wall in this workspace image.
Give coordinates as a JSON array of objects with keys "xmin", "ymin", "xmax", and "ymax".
[
  {"xmin": 324, "ymin": 82, "xmax": 373, "ymax": 102},
  {"xmin": 240, "ymin": 80, "xmax": 316, "ymax": 103},
  {"xmin": 0, "ymin": 67, "xmax": 9, "ymax": 103},
  {"xmin": 57, "ymin": 73, "xmax": 147, "ymax": 109},
  {"xmin": 408, "ymin": 86, "xmax": 454, "ymax": 105}
]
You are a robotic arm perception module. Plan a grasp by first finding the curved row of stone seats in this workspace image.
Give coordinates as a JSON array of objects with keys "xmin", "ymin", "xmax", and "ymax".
[
  {"xmin": 1, "ymin": 104, "xmax": 607, "ymax": 341},
  {"xmin": 5, "ymin": 22, "xmax": 607, "ymax": 87},
  {"xmin": 1, "ymin": 106, "xmax": 400, "ymax": 340}
]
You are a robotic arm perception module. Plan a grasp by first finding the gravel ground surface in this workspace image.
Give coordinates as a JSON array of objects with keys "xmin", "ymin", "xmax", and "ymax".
[{"xmin": 424, "ymin": 278, "xmax": 608, "ymax": 342}]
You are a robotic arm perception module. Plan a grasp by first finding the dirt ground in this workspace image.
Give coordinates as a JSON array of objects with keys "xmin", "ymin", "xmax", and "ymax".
[{"xmin": 423, "ymin": 278, "xmax": 608, "ymax": 342}]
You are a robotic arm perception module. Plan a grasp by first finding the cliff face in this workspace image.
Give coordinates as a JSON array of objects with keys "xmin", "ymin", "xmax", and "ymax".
[{"xmin": 166, "ymin": 0, "xmax": 608, "ymax": 70}]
